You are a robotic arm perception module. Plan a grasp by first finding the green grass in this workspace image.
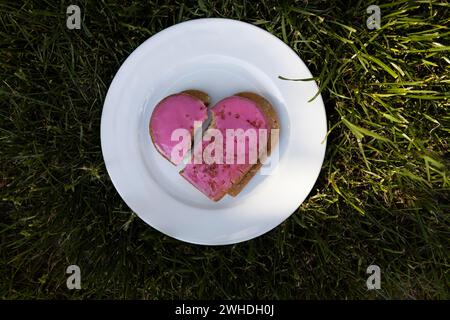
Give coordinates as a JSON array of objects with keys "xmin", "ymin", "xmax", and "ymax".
[{"xmin": 1, "ymin": 0, "xmax": 449, "ymax": 299}]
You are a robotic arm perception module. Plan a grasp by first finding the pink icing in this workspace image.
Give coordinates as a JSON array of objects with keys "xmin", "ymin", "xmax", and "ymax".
[
  {"xmin": 181, "ymin": 96, "xmax": 269, "ymax": 200},
  {"xmin": 150, "ymin": 93, "xmax": 208, "ymax": 164}
]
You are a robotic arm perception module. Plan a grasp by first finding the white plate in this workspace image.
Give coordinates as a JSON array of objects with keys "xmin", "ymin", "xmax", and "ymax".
[{"xmin": 101, "ymin": 18, "xmax": 327, "ymax": 245}]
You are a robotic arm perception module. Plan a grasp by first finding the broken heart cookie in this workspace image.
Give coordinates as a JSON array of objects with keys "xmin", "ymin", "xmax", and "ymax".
[{"xmin": 149, "ymin": 91, "xmax": 279, "ymax": 201}]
